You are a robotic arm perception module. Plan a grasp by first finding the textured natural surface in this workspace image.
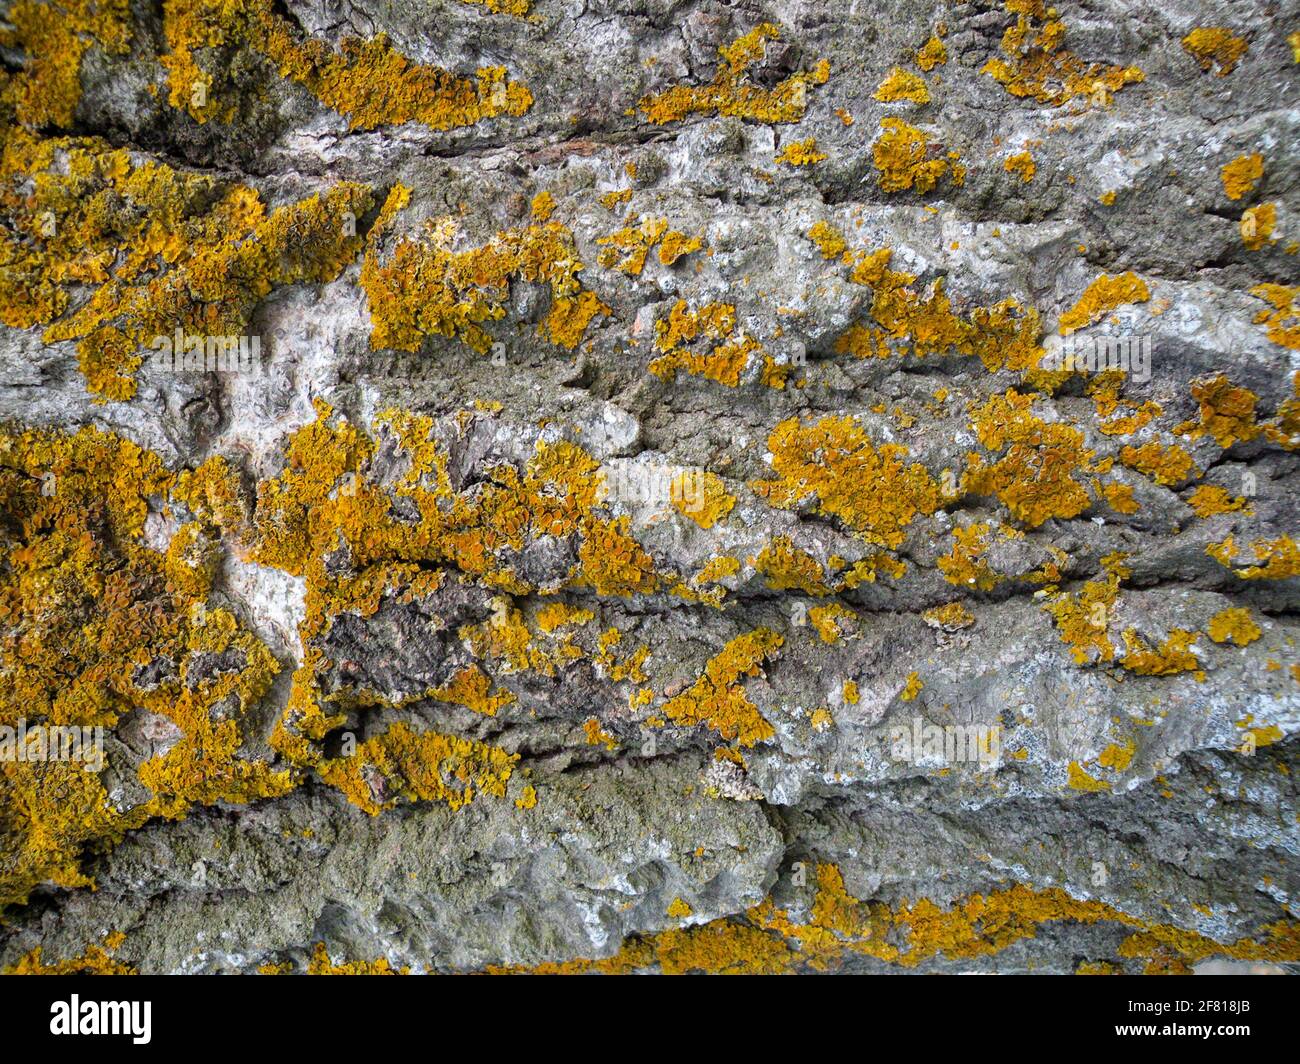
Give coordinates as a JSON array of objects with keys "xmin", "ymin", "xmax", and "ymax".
[{"xmin": 0, "ymin": 0, "xmax": 1298, "ymax": 975}]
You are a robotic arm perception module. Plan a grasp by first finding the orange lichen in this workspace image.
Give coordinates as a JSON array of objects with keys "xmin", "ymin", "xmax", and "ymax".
[
  {"xmin": 775, "ymin": 138, "xmax": 828, "ymax": 166},
  {"xmin": 661, "ymin": 629, "xmax": 783, "ymax": 747},
  {"xmin": 872, "ymin": 118, "xmax": 957, "ymax": 194},
  {"xmin": 874, "ymin": 68, "xmax": 930, "ymax": 104},
  {"xmin": 922, "ymin": 602, "xmax": 976, "ymax": 630},
  {"xmin": 754, "ymin": 415, "xmax": 940, "ymax": 547},
  {"xmin": 1119, "ymin": 442, "xmax": 1198, "ymax": 486},
  {"xmin": 937, "ymin": 524, "xmax": 1003, "ymax": 591},
  {"xmin": 1045, "ymin": 576, "xmax": 1119, "ymax": 665},
  {"xmin": 1181, "ymin": 27, "xmax": 1248, "ymax": 76},
  {"xmin": 1174, "ymin": 374, "xmax": 1261, "ymax": 448},
  {"xmin": 671, "ymin": 471, "xmax": 735, "ymax": 529},
  {"xmin": 1239, "ymin": 202, "xmax": 1276, "ymax": 250},
  {"xmin": 0, "ymin": 130, "xmax": 372, "ymax": 399},
  {"xmin": 1003, "ymin": 151, "xmax": 1036, "ymax": 183},
  {"xmin": 0, "ymin": 423, "xmax": 294, "ymax": 907},
  {"xmin": 1209, "ymin": 536, "xmax": 1300, "ymax": 581},
  {"xmin": 1058, "ymin": 272, "xmax": 1150, "ymax": 335},
  {"xmin": 915, "ymin": 34, "xmax": 948, "ymax": 72},
  {"xmin": 361, "ymin": 206, "xmax": 609, "ymax": 355},
  {"xmin": 1249, "ymin": 284, "xmax": 1300, "ymax": 350},
  {"xmin": 1221, "ymin": 153, "xmax": 1264, "ymax": 200},
  {"xmin": 162, "ymin": 0, "xmax": 532, "ymax": 129},
  {"xmin": 1119, "ymin": 629, "xmax": 1202, "ymax": 677},
  {"xmin": 807, "ymin": 221, "xmax": 847, "ymax": 259},
  {"xmin": 1207, "ymin": 607, "xmax": 1261, "ymax": 646},
  {"xmin": 981, "ymin": 0, "xmax": 1143, "ymax": 107},
  {"xmin": 962, "ymin": 391, "xmax": 1100, "ymax": 527},
  {"xmin": 1187, "ymin": 484, "xmax": 1251, "ymax": 519},
  {"xmin": 307, "ymin": 943, "xmax": 409, "ymax": 975},
  {"xmin": 637, "ymin": 24, "xmax": 829, "ymax": 126},
  {"xmin": 808, "ymin": 604, "xmax": 857, "ymax": 644}
]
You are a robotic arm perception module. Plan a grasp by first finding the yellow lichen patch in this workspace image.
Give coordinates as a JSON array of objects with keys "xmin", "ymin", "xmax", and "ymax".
[
  {"xmin": 361, "ymin": 209, "xmax": 609, "ymax": 354},
  {"xmin": 807, "ymin": 221, "xmax": 847, "ymax": 259},
  {"xmin": 1103, "ymin": 481, "xmax": 1139, "ymax": 515},
  {"xmin": 307, "ymin": 943, "xmax": 409, "ymax": 975},
  {"xmin": 900, "ymin": 671, "xmax": 923, "ymax": 701},
  {"xmin": 754, "ymin": 415, "xmax": 940, "ymax": 547},
  {"xmin": 1240, "ymin": 202, "xmax": 1276, "ymax": 250},
  {"xmin": 671, "ymin": 471, "xmax": 735, "ymax": 529},
  {"xmin": 648, "ymin": 300, "xmax": 766, "ymax": 388},
  {"xmin": 637, "ymin": 24, "xmax": 829, "ymax": 126},
  {"xmin": 515, "ymin": 784, "xmax": 537, "ymax": 810},
  {"xmin": 667, "ymin": 897, "xmax": 693, "ymax": 918},
  {"xmin": 0, "ymin": 0, "xmax": 131, "ymax": 129},
  {"xmin": 599, "ymin": 188, "xmax": 633, "ymax": 211},
  {"xmin": 530, "ymin": 190, "xmax": 556, "ymax": 221},
  {"xmin": 1187, "ymin": 484, "xmax": 1251, "ymax": 519},
  {"xmin": 1181, "ymin": 27, "xmax": 1248, "ymax": 76},
  {"xmin": 1249, "ymin": 284, "xmax": 1300, "ymax": 350},
  {"xmin": 493, "ymin": 862, "xmax": 1300, "ymax": 974},
  {"xmin": 1207, "ymin": 607, "xmax": 1261, "ymax": 646},
  {"xmin": 916, "ymin": 34, "xmax": 947, "ymax": 71},
  {"xmin": 775, "ymin": 138, "xmax": 828, "ymax": 166},
  {"xmin": 922, "ymin": 602, "xmax": 975, "ymax": 630},
  {"xmin": 1003, "ymin": 151, "xmax": 1036, "ymax": 183},
  {"xmin": 536, "ymin": 603, "xmax": 594, "ymax": 633},
  {"xmin": 1058, "ymin": 272, "xmax": 1150, "ymax": 335},
  {"xmin": 1119, "ymin": 628, "xmax": 1202, "ymax": 677},
  {"xmin": 829, "ymin": 245, "xmax": 1043, "ymax": 373},
  {"xmin": 661, "ymin": 629, "xmax": 783, "ymax": 747},
  {"xmin": 1098, "ymin": 739, "xmax": 1135, "ymax": 772},
  {"xmin": 981, "ymin": 0, "xmax": 1143, "ymax": 107},
  {"xmin": 598, "ymin": 216, "xmax": 669, "ymax": 275},
  {"xmin": 753, "ymin": 536, "xmax": 832, "ymax": 596},
  {"xmin": 809, "ymin": 604, "xmax": 857, "ymax": 644},
  {"xmin": 1119, "ymin": 442, "xmax": 1198, "ymax": 486},
  {"xmin": 1087, "ymin": 372, "xmax": 1162, "ymax": 437},
  {"xmin": 1209, "ymin": 535, "xmax": 1300, "ymax": 581},
  {"xmin": 163, "ymin": 0, "xmax": 532, "ymax": 130},
  {"xmin": 0, "ymin": 131, "xmax": 372, "ymax": 399},
  {"xmin": 872, "ymin": 118, "xmax": 956, "ymax": 194},
  {"xmin": 1068, "ymin": 762, "xmax": 1111, "ymax": 792},
  {"xmin": 658, "ymin": 230, "xmax": 704, "ymax": 266},
  {"xmin": 874, "ymin": 67, "xmax": 930, "ymax": 104},
  {"xmin": 319, "ymin": 722, "xmax": 517, "ymax": 816},
  {"xmin": 0, "ymin": 423, "xmax": 295, "ymax": 907},
  {"xmin": 4, "ymin": 938, "xmax": 135, "ymax": 975},
  {"xmin": 582, "ymin": 717, "xmax": 619, "ymax": 751},
  {"xmin": 937, "ymin": 523, "xmax": 1003, "ymax": 591},
  {"xmin": 458, "ymin": 0, "xmax": 530, "ymax": 15},
  {"xmin": 1221, "ymin": 153, "xmax": 1264, "ymax": 200},
  {"xmin": 1174, "ymin": 374, "xmax": 1261, "ymax": 448},
  {"xmin": 962, "ymin": 391, "xmax": 1100, "ymax": 527},
  {"xmin": 1044, "ymin": 576, "xmax": 1119, "ymax": 665},
  {"xmin": 842, "ymin": 680, "xmax": 859, "ymax": 705},
  {"xmin": 809, "ymin": 707, "xmax": 835, "ymax": 732}
]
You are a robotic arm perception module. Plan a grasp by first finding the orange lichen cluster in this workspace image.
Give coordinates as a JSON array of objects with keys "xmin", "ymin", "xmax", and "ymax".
[
  {"xmin": 981, "ymin": 0, "xmax": 1144, "ymax": 107},
  {"xmin": 0, "ymin": 424, "xmax": 294, "ymax": 907},
  {"xmin": 1181, "ymin": 27, "xmax": 1248, "ymax": 76},
  {"xmin": 1003, "ymin": 151, "xmax": 1036, "ymax": 183},
  {"xmin": 937, "ymin": 523, "xmax": 1003, "ymax": 591},
  {"xmin": 828, "ymin": 245, "xmax": 1043, "ymax": 374},
  {"xmin": 647, "ymin": 300, "xmax": 774, "ymax": 388},
  {"xmin": 1119, "ymin": 442, "xmax": 1198, "ymax": 486},
  {"xmin": 1187, "ymin": 484, "xmax": 1251, "ymax": 519},
  {"xmin": 775, "ymin": 138, "xmax": 828, "ymax": 166},
  {"xmin": 1239, "ymin": 202, "xmax": 1276, "ymax": 250},
  {"xmin": 661, "ymin": 629, "xmax": 783, "ymax": 747},
  {"xmin": 961, "ymin": 391, "xmax": 1102, "ymax": 527},
  {"xmin": 488, "ymin": 862, "xmax": 1300, "ymax": 975},
  {"xmin": 161, "ymin": 0, "xmax": 531, "ymax": 129},
  {"xmin": 1058, "ymin": 272, "xmax": 1150, "ymax": 335},
  {"xmin": 361, "ymin": 192, "xmax": 610, "ymax": 355},
  {"xmin": 0, "ymin": 130, "xmax": 371, "ymax": 399},
  {"xmin": 4, "ymin": 933, "xmax": 134, "ymax": 975},
  {"xmin": 1249, "ymin": 285, "xmax": 1300, "ymax": 350},
  {"xmin": 916, "ymin": 33, "xmax": 948, "ymax": 71},
  {"xmin": 599, "ymin": 217, "xmax": 702, "ymax": 274},
  {"xmin": 1207, "ymin": 607, "xmax": 1262, "ymax": 646},
  {"xmin": 872, "ymin": 118, "xmax": 963, "ymax": 193},
  {"xmin": 0, "ymin": 0, "xmax": 131, "ymax": 129},
  {"xmin": 1174, "ymin": 374, "xmax": 1261, "ymax": 448},
  {"xmin": 307, "ymin": 943, "xmax": 410, "ymax": 975},
  {"xmin": 874, "ymin": 68, "xmax": 930, "ymax": 104},
  {"xmin": 754, "ymin": 415, "xmax": 940, "ymax": 548},
  {"xmin": 637, "ymin": 24, "xmax": 829, "ymax": 126},
  {"xmin": 1221, "ymin": 153, "xmax": 1264, "ymax": 200},
  {"xmin": 1208, "ymin": 535, "xmax": 1300, "ymax": 581}
]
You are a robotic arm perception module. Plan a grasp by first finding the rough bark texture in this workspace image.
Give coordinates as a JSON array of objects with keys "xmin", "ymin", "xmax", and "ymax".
[{"xmin": 0, "ymin": 0, "xmax": 1297, "ymax": 975}]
